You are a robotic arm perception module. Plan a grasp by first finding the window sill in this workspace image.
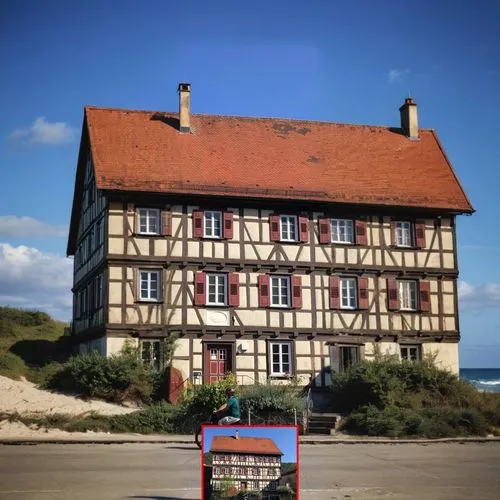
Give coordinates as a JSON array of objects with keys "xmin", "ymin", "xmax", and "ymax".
[
  {"xmin": 269, "ymin": 305, "xmax": 291, "ymax": 309},
  {"xmin": 269, "ymin": 374, "xmax": 294, "ymax": 379},
  {"xmin": 391, "ymin": 244, "xmax": 418, "ymax": 250},
  {"xmin": 134, "ymin": 233, "xmax": 162, "ymax": 237},
  {"xmin": 136, "ymin": 299, "xmax": 163, "ymax": 304},
  {"xmin": 204, "ymin": 304, "xmax": 229, "ymax": 308}
]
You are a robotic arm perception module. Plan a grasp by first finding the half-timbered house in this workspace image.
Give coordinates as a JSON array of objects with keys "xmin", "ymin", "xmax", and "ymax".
[
  {"xmin": 210, "ymin": 434, "xmax": 283, "ymax": 497},
  {"xmin": 67, "ymin": 83, "xmax": 473, "ymax": 400}
]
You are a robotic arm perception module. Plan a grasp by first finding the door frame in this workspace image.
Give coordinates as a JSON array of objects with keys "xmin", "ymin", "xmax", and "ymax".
[{"xmin": 202, "ymin": 340, "xmax": 236, "ymax": 384}]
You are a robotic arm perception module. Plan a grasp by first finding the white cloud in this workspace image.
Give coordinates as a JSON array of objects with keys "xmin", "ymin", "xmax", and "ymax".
[
  {"xmin": 0, "ymin": 243, "xmax": 73, "ymax": 320},
  {"xmin": 8, "ymin": 117, "xmax": 76, "ymax": 145},
  {"xmin": 0, "ymin": 216, "xmax": 67, "ymax": 238},
  {"xmin": 387, "ymin": 68, "xmax": 410, "ymax": 83},
  {"xmin": 458, "ymin": 280, "xmax": 500, "ymax": 309}
]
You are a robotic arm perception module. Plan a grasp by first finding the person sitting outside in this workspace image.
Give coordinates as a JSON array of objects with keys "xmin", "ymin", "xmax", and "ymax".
[{"xmin": 214, "ymin": 388, "xmax": 240, "ymax": 424}]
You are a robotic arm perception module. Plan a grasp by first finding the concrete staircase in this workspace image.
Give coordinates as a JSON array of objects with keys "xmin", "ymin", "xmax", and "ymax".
[{"xmin": 307, "ymin": 413, "xmax": 341, "ymax": 435}]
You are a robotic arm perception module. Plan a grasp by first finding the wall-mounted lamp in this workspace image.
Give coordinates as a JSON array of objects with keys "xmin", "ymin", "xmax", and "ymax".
[
  {"xmin": 193, "ymin": 371, "xmax": 202, "ymax": 385},
  {"xmin": 237, "ymin": 342, "xmax": 249, "ymax": 354}
]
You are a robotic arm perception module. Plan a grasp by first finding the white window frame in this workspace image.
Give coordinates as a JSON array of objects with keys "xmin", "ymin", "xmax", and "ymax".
[
  {"xmin": 395, "ymin": 221, "xmax": 413, "ymax": 247},
  {"xmin": 140, "ymin": 339, "xmax": 162, "ymax": 370},
  {"xmin": 331, "ymin": 218, "xmax": 354, "ymax": 244},
  {"xmin": 139, "ymin": 269, "xmax": 161, "ymax": 301},
  {"xmin": 270, "ymin": 275, "xmax": 290, "ymax": 308},
  {"xmin": 204, "ymin": 210, "xmax": 222, "ymax": 238},
  {"xmin": 206, "ymin": 273, "xmax": 227, "ymax": 306},
  {"xmin": 138, "ymin": 208, "xmax": 160, "ymax": 235},
  {"xmin": 400, "ymin": 345, "xmax": 421, "ymax": 362},
  {"xmin": 279, "ymin": 215, "xmax": 298, "ymax": 242},
  {"xmin": 340, "ymin": 277, "xmax": 357, "ymax": 309},
  {"xmin": 398, "ymin": 280, "xmax": 418, "ymax": 311},
  {"xmin": 269, "ymin": 341, "xmax": 292, "ymax": 376}
]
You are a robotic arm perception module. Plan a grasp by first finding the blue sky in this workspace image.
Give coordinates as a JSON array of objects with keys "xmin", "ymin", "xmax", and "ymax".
[
  {"xmin": 0, "ymin": 1, "xmax": 499, "ymax": 367},
  {"xmin": 203, "ymin": 426, "xmax": 297, "ymax": 463}
]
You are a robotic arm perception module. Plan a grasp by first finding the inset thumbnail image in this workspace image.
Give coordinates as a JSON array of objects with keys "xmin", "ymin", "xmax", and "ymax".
[{"xmin": 202, "ymin": 425, "xmax": 298, "ymax": 499}]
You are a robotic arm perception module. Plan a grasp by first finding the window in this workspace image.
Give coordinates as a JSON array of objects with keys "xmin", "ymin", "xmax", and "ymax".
[
  {"xmin": 339, "ymin": 345, "xmax": 360, "ymax": 373},
  {"xmin": 139, "ymin": 270, "xmax": 161, "ymax": 301},
  {"xmin": 400, "ymin": 345, "xmax": 421, "ymax": 362},
  {"xmin": 204, "ymin": 211, "xmax": 222, "ymax": 238},
  {"xmin": 206, "ymin": 273, "xmax": 227, "ymax": 306},
  {"xmin": 141, "ymin": 340, "xmax": 162, "ymax": 370},
  {"xmin": 340, "ymin": 278, "xmax": 357, "ymax": 309},
  {"xmin": 94, "ymin": 275, "xmax": 103, "ymax": 308},
  {"xmin": 269, "ymin": 341, "xmax": 292, "ymax": 376},
  {"xmin": 398, "ymin": 280, "xmax": 418, "ymax": 311},
  {"xmin": 395, "ymin": 221, "xmax": 413, "ymax": 247},
  {"xmin": 95, "ymin": 220, "xmax": 102, "ymax": 247},
  {"xmin": 280, "ymin": 215, "xmax": 297, "ymax": 241},
  {"xmin": 331, "ymin": 219, "xmax": 354, "ymax": 244},
  {"xmin": 270, "ymin": 276, "xmax": 290, "ymax": 307},
  {"xmin": 138, "ymin": 208, "xmax": 160, "ymax": 235}
]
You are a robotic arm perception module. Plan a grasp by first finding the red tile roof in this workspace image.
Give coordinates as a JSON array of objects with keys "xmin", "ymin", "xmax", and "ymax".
[
  {"xmin": 210, "ymin": 435, "xmax": 283, "ymax": 456},
  {"xmin": 84, "ymin": 106, "xmax": 473, "ymax": 213}
]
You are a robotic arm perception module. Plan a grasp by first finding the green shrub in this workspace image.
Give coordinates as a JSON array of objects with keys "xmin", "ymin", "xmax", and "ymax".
[
  {"xmin": 110, "ymin": 403, "xmax": 175, "ymax": 434},
  {"xmin": 46, "ymin": 348, "xmax": 157, "ymax": 404},
  {"xmin": 240, "ymin": 384, "xmax": 304, "ymax": 425},
  {"xmin": 343, "ymin": 404, "xmax": 490, "ymax": 438},
  {"xmin": 0, "ymin": 352, "xmax": 27, "ymax": 379}
]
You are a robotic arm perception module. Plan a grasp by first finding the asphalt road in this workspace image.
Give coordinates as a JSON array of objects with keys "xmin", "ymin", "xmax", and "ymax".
[{"xmin": 0, "ymin": 442, "xmax": 499, "ymax": 499}]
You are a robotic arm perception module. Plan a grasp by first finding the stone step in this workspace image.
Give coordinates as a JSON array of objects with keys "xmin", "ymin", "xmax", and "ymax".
[{"xmin": 307, "ymin": 413, "xmax": 342, "ymax": 436}]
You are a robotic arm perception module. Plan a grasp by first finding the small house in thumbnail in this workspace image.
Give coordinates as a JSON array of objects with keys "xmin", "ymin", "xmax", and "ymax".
[{"xmin": 210, "ymin": 433, "xmax": 285, "ymax": 498}]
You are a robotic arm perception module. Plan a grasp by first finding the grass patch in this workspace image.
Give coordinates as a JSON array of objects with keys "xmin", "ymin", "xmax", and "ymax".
[
  {"xmin": 0, "ymin": 306, "xmax": 69, "ymax": 382},
  {"xmin": 1, "ymin": 403, "xmax": 178, "ymax": 435}
]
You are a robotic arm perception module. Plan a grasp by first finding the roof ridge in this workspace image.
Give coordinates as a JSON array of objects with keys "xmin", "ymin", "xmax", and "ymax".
[{"xmin": 84, "ymin": 105, "xmax": 436, "ymax": 130}]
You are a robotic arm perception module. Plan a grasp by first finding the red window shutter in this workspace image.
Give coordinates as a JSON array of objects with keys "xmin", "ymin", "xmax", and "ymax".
[
  {"xmin": 387, "ymin": 279, "xmax": 399, "ymax": 310},
  {"xmin": 415, "ymin": 221, "xmax": 426, "ymax": 249},
  {"xmin": 228, "ymin": 273, "xmax": 240, "ymax": 307},
  {"xmin": 194, "ymin": 272, "xmax": 206, "ymax": 306},
  {"xmin": 298, "ymin": 216, "xmax": 309, "ymax": 243},
  {"xmin": 390, "ymin": 220, "xmax": 397, "ymax": 246},
  {"xmin": 223, "ymin": 211, "xmax": 234, "ymax": 239},
  {"xmin": 192, "ymin": 210, "xmax": 203, "ymax": 238},
  {"xmin": 161, "ymin": 210, "xmax": 172, "ymax": 236},
  {"xmin": 318, "ymin": 217, "xmax": 331, "ymax": 244},
  {"xmin": 329, "ymin": 276, "xmax": 340, "ymax": 309},
  {"xmin": 358, "ymin": 277, "xmax": 369, "ymax": 310},
  {"xmin": 355, "ymin": 220, "xmax": 367, "ymax": 245},
  {"xmin": 291, "ymin": 275, "xmax": 302, "ymax": 308},
  {"xmin": 419, "ymin": 280, "xmax": 431, "ymax": 312},
  {"xmin": 258, "ymin": 274, "xmax": 270, "ymax": 307},
  {"xmin": 269, "ymin": 215, "xmax": 280, "ymax": 242}
]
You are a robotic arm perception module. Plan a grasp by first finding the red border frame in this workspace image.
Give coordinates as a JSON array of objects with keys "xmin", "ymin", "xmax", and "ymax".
[{"xmin": 201, "ymin": 424, "xmax": 299, "ymax": 500}]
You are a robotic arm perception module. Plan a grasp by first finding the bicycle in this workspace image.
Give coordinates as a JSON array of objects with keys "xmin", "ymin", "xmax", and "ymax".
[{"xmin": 195, "ymin": 409, "xmax": 242, "ymax": 449}]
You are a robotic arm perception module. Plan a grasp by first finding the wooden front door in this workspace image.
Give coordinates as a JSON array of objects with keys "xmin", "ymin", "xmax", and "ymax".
[{"xmin": 204, "ymin": 343, "xmax": 233, "ymax": 383}]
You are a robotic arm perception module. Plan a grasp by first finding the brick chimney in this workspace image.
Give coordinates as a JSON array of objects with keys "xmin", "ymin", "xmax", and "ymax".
[
  {"xmin": 399, "ymin": 97, "xmax": 418, "ymax": 139},
  {"xmin": 178, "ymin": 83, "xmax": 191, "ymax": 133}
]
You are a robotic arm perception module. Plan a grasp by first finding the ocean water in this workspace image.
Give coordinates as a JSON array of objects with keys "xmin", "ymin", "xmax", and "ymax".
[{"xmin": 460, "ymin": 368, "xmax": 500, "ymax": 393}]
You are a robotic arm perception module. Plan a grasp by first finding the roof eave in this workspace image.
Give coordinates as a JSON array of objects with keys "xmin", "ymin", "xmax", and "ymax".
[
  {"xmin": 66, "ymin": 112, "xmax": 90, "ymax": 256},
  {"xmin": 99, "ymin": 187, "xmax": 474, "ymax": 215}
]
